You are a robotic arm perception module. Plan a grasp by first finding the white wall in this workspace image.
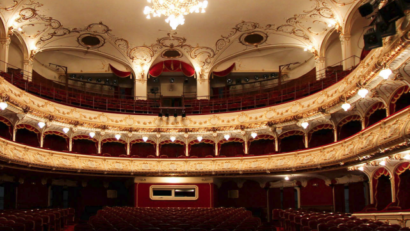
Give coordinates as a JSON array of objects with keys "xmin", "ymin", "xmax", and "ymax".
[
  {"xmin": 350, "ymin": 15, "xmax": 371, "ymax": 59},
  {"xmin": 8, "ymin": 42, "xmax": 24, "ymax": 69},
  {"xmin": 325, "ymin": 32, "xmax": 342, "ymax": 67}
]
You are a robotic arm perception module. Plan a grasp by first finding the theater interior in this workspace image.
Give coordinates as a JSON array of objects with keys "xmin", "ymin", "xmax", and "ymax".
[{"xmin": 1, "ymin": 0, "xmax": 410, "ymax": 230}]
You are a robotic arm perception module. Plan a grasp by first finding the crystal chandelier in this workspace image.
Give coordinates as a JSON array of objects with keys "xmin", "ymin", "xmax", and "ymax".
[{"xmin": 144, "ymin": 0, "xmax": 209, "ymax": 30}]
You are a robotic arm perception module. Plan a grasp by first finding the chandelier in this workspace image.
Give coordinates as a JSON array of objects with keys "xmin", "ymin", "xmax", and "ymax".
[{"xmin": 144, "ymin": 0, "xmax": 209, "ymax": 30}]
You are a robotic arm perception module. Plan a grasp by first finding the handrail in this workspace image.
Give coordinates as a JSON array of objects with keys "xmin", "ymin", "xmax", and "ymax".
[{"xmin": 0, "ymin": 56, "xmax": 360, "ymax": 115}]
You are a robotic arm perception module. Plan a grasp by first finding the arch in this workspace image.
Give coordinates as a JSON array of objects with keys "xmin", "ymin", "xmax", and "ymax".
[
  {"xmin": 372, "ymin": 167, "xmax": 392, "ymax": 211},
  {"xmin": 101, "ymin": 138, "xmax": 126, "ymax": 156},
  {"xmin": 365, "ymin": 102, "xmax": 387, "ymax": 127},
  {"xmin": 72, "ymin": 135, "xmax": 97, "ymax": 154},
  {"xmin": 188, "ymin": 139, "xmax": 215, "ymax": 157},
  {"xmin": 308, "ymin": 124, "xmax": 334, "ymax": 148},
  {"xmin": 159, "ymin": 140, "xmax": 185, "ymax": 158},
  {"xmin": 389, "ymin": 85, "xmax": 410, "ymax": 114},
  {"xmin": 0, "ymin": 116, "xmax": 12, "ymax": 140},
  {"xmin": 218, "ymin": 138, "xmax": 244, "ymax": 157},
  {"xmin": 130, "ymin": 139, "xmax": 156, "ymax": 158},
  {"xmin": 324, "ymin": 31, "xmax": 343, "ymax": 68},
  {"xmin": 248, "ymin": 134, "xmax": 275, "ymax": 155},
  {"xmin": 337, "ymin": 115, "xmax": 362, "ymax": 140},
  {"xmin": 43, "ymin": 131, "xmax": 68, "ymax": 151},
  {"xmin": 15, "ymin": 124, "xmax": 40, "ymax": 147},
  {"xmin": 393, "ymin": 162, "xmax": 410, "ymax": 210},
  {"xmin": 149, "ymin": 60, "xmax": 195, "ymax": 77},
  {"xmin": 278, "ymin": 130, "xmax": 305, "ymax": 153}
]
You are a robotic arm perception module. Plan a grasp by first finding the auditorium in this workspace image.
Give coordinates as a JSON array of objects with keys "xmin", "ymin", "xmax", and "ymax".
[{"xmin": 0, "ymin": 0, "xmax": 410, "ymax": 230}]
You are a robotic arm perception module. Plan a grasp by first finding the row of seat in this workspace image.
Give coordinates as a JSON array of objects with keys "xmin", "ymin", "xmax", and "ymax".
[
  {"xmin": 0, "ymin": 208, "xmax": 74, "ymax": 231},
  {"xmin": 0, "ymin": 68, "xmax": 352, "ymax": 115},
  {"xmin": 75, "ymin": 207, "xmax": 273, "ymax": 231},
  {"xmin": 273, "ymin": 208, "xmax": 409, "ymax": 231}
]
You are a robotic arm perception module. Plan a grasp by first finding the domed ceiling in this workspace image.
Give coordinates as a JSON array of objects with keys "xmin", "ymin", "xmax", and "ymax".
[{"xmin": 0, "ymin": 0, "xmax": 361, "ymax": 76}]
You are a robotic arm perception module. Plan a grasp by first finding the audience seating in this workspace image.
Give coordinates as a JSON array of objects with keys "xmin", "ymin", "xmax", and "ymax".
[
  {"xmin": 0, "ymin": 208, "xmax": 74, "ymax": 231},
  {"xmin": 273, "ymin": 208, "xmax": 408, "ymax": 231},
  {"xmin": 75, "ymin": 207, "xmax": 272, "ymax": 231}
]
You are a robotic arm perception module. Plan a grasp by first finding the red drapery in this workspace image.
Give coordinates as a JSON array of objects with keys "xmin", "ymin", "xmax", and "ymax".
[
  {"xmin": 160, "ymin": 143, "xmax": 185, "ymax": 157},
  {"xmin": 349, "ymin": 182, "xmax": 366, "ymax": 213},
  {"xmin": 308, "ymin": 124, "xmax": 334, "ymax": 148},
  {"xmin": 188, "ymin": 139, "xmax": 215, "ymax": 157},
  {"xmin": 338, "ymin": 115, "xmax": 362, "ymax": 141},
  {"xmin": 365, "ymin": 102, "xmax": 386, "ymax": 127},
  {"xmin": 279, "ymin": 131, "xmax": 305, "ymax": 153},
  {"xmin": 300, "ymin": 178, "xmax": 333, "ymax": 207},
  {"xmin": 72, "ymin": 135, "xmax": 98, "ymax": 154},
  {"xmin": 373, "ymin": 168, "xmax": 391, "ymax": 210},
  {"xmin": 0, "ymin": 116, "xmax": 12, "ymax": 140},
  {"xmin": 390, "ymin": 86, "xmax": 410, "ymax": 114},
  {"xmin": 334, "ymin": 184, "xmax": 345, "ymax": 213},
  {"xmin": 395, "ymin": 162, "xmax": 410, "ymax": 209},
  {"xmin": 16, "ymin": 124, "xmax": 40, "ymax": 147},
  {"xmin": 149, "ymin": 60, "xmax": 195, "ymax": 77},
  {"xmin": 43, "ymin": 133, "xmax": 68, "ymax": 151},
  {"xmin": 248, "ymin": 135, "xmax": 275, "ymax": 155},
  {"xmin": 101, "ymin": 138, "xmax": 127, "ymax": 156},
  {"xmin": 213, "ymin": 63, "xmax": 236, "ymax": 77},
  {"xmin": 109, "ymin": 64, "xmax": 132, "ymax": 78},
  {"xmin": 130, "ymin": 139, "xmax": 156, "ymax": 157},
  {"xmin": 218, "ymin": 138, "xmax": 244, "ymax": 156}
]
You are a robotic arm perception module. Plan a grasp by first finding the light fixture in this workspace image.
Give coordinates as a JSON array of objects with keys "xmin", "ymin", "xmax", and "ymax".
[
  {"xmin": 142, "ymin": 136, "xmax": 148, "ymax": 142},
  {"xmin": 327, "ymin": 19, "xmax": 336, "ymax": 27},
  {"xmin": 170, "ymin": 136, "xmax": 176, "ymax": 142},
  {"xmin": 379, "ymin": 160, "xmax": 386, "ymax": 166},
  {"xmin": 404, "ymin": 154, "xmax": 410, "ymax": 160},
  {"xmin": 89, "ymin": 132, "xmax": 95, "ymax": 138},
  {"xmin": 358, "ymin": 88, "xmax": 369, "ymax": 98},
  {"xmin": 224, "ymin": 134, "xmax": 230, "ymax": 140},
  {"xmin": 63, "ymin": 127, "xmax": 70, "ymax": 134},
  {"xmin": 0, "ymin": 102, "xmax": 7, "ymax": 110},
  {"xmin": 251, "ymin": 132, "xmax": 257, "ymax": 139},
  {"xmin": 144, "ymin": 0, "xmax": 209, "ymax": 30},
  {"xmin": 197, "ymin": 136, "xmax": 203, "ymax": 142},
  {"xmin": 115, "ymin": 134, "xmax": 121, "ymax": 140},
  {"xmin": 17, "ymin": 27, "xmax": 22, "ymax": 31},
  {"xmin": 342, "ymin": 102, "xmax": 351, "ymax": 111},
  {"xmin": 358, "ymin": 166, "xmax": 364, "ymax": 171},
  {"xmin": 284, "ymin": 176, "xmax": 290, "ymax": 181},
  {"xmin": 301, "ymin": 122, "xmax": 309, "ymax": 129},
  {"xmin": 379, "ymin": 68, "xmax": 392, "ymax": 79},
  {"xmin": 38, "ymin": 122, "xmax": 46, "ymax": 128}
]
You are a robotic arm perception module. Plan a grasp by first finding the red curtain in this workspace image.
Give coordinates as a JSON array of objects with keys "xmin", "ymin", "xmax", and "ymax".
[
  {"xmin": 0, "ymin": 120, "xmax": 11, "ymax": 140},
  {"xmin": 72, "ymin": 139, "xmax": 97, "ymax": 154},
  {"xmin": 101, "ymin": 142, "xmax": 126, "ymax": 156},
  {"xmin": 130, "ymin": 143, "xmax": 156, "ymax": 157},
  {"xmin": 213, "ymin": 63, "xmax": 236, "ymax": 77},
  {"xmin": 373, "ymin": 169, "xmax": 392, "ymax": 211},
  {"xmin": 149, "ymin": 60, "xmax": 195, "ymax": 77},
  {"xmin": 190, "ymin": 143, "xmax": 214, "ymax": 157},
  {"xmin": 109, "ymin": 64, "xmax": 131, "ymax": 78},
  {"xmin": 249, "ymin": 139, "xmax": 275, "ymax": 155},
  {"xmin": 160, "ymin": 143, "xmax": 185, "ymax": 157},
  {"xmin": 395, "ymin": 162, "xmax": 410, "ymax": 210},
  {"xmin": 338, "ymin": 120, "xmax": 362, "ymax": 141},
  {"xmin": 349, "ymin": 182, "xmax": 366, "ymax": 213},
  {"xmin": 365, "ymin": 103, "xmax": 386, "ymax": 127},
  {"xmin": 279, "ymin": 131, "xmax": 305, "ymax": 153},
  {"xmin": 334, "ymin": 184, "xmax": 345, "ymax": 213},
  {"xmin": 309, "ymin": 127, "xmax": 334, "ymax": 148},
  {"xmin": 300, "ymin": 178, "xmax": 333, "ymax": 207},
  {"xmin": 283, "ymin": 187, "xmax": 296, "ymax": 209},
  {"xmin": 220, "ymin": 142, "xmax": 244, "ymax": 157},
  {"xmin": 43, "ymin": 134, "xmax": 68, "ymax": 151},
  {"xmin": 16, "ymin": 128, "xmax": 40, "ymax": 147}
]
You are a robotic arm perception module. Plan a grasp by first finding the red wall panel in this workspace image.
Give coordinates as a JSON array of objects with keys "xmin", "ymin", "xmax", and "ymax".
[
  {"xmin": 17, "ymin": 181, "xmax": 48, "ymax": 209},
  {"xmin": 300, "ymin": 178, "xmax": 333, "ymax": 206},
  {"xmin": 135, "ymin": 183, "xmax": 214, "ymax": 208}
]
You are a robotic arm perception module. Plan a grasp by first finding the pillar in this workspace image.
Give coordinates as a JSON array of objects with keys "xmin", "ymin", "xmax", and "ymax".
[
  {"xmin": 126, "ymin": 141, "xmax": 130, "ymax": 155},
  {"xmin": 340, "ymin": 34, "xmax": 355, "ymax": 70},
  {"xmin": 69, "ymin": 137, "xmax": 73, "ymax": 152},
  {"xmin": 40, "ymin": 133, "xmax": 44, "ymax": 148},
  {"xmin": 275, "ymin": 138, "xmax": 279, "ymax": 152},
  {"xmin": 304, "ymin": 133, "xmax": 309, "ymax": 149},
  {"xmin": 23, "ymin": 59, "xmax": 33, "ymax": 82},
  {"xmin": 334, "ymin": 128, "xmax": 338, "ymax": 142},
  {"xmin": 98, "ymin": 140, "xmax": 102, "ymax": 154},
  {"xmin": 315, "ymin": 56, "xmax": 326, "ymax": 80},
  {"xmin": 156, "ymin": 141, "xmax": 160, "ymax": 156},
  {"xmin": 294, "ymin": 187, "xmax": 301, "ymax": 209},
  {"xmin": 390, "ymin": 176, "xmax": 396, "ymax": 203},
  {"xmin": 215, "ymin": 140, "xmax": 219, "ymax": 156},
  {"xmin": 361, "ymin": 119, "xmax": 366, "ymax": 130},
  {"xmin": 12, "ymin": 128, "xmax": 16, "ymax": 142},
  {"xmin": 185, "ymin": 139, "xmax": 189, "ymax": 157},
  {"xmin": 244, "ymin": 139, "xmax": 249, "ymax": 154},
  {"xmin": 197, "ymin": 78, "xmax": 210, "ymax": 100},
  {"xmin": 0, "ymin": 38, "xmax": 10, "ymax": 72}
]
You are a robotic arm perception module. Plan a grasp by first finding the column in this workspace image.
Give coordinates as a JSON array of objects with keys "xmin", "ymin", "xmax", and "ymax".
[
  {"xmin": 23, "ymin": 59, "xmax": 33, "ymax": 82},
  {"xmin": 315, "ymin": 57, "xmax": 326, "ymax": 80},
  {"xmin": 275, "ymin": 138, "xmax": 279, "ymax": 152},
  {"xmin": 156, "ymin": 142, "xmax": 160, "ymax": 156},
  {"xmin": 214, "ymin": 141, "xmax": 219, "ymax": 156},
  {"xmin": 69, "ymin": 136, "xmax": 73, "ymax": 152},
  {"xmin": 126, "ymin": 141, "xmax": 130, "ymax": 155},
  {"xmin": 0, "ymin": 38, "xmax": 10, "ymax": 72},
  {"xmin": 304, "ymin": 133, "xmax": 309, "ymax": 149},
  {"xmin": 390, "ymin": 176, "xmax": 396, "ymax": 203},
  {"xmin": 333, "ymin": 128, "xmax": 338, "ymax": 142},
  {"xmin": 98, "ymin": 140, "xmax": 102, "ymax": 154},
  {"xmin": 12, "ymin": 128, "xmax": 16, "ymax": 142},
  {"xmin": 244, "ymin": 138, "xmax": 249, "ymax": 154},
  {"xmin": 340, "ymin": 34, "xmax": 355, "ymax": 70},
  {"xmin": 197, "ymin": 77, "xmax": 210, "ymax": 100},
  {"xmin": 361, "ymin": 119, "xmax": 366, "ymax": 130},
  {"xmin": 40, "ymin": 133, "xmax": 44, "ymax": 148}
]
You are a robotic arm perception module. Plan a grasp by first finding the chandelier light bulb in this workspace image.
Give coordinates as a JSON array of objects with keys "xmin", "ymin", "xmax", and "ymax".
[
  {"xmin": 358, "ymin": 88, "xmax": 369, "ymax": 98},
  {"xmin": 18, "ymin": 27, "xmax": 22, "ymax": 31},
  {"xmin": 358, "ymin": 166, "xmax": 364, "ymax": 171},
  {"xmin": 379, "ymin": 160, "xmax": 386, "ymax": 166},
  {"xmin": 404, "ymin": 154, "xmax": 410, "ymax": 160},
  {"xmin": 38, "ymin": 122, "xmax": 46, "ymax": 128},
  {"xmin": 0, "ymin": 102, "xmax": 7, "ymax": 110},
  {"xmin": 197, "ymin": 136, "xmax": 203, "ymax": 142},
  {"xmin": 63, "ymin": 127, "xmax": 70, "ymax": 134},
  {"xmin": 327, "ymin": 20, "xmax": 336, "ymax": 27},
  {"xmin": 224, "ymin": 134, "xmax": 230, "ymax": 140},
  {"xmin": 301, "ymin": 122, "xmax": 309, "ymax": 129},
  {"xmin": 115, "ymin": 134, "xmax": 121, "ymax": 140},
  {"xmin": 380, "ymin": 68, "xmax": 392, "ymax": 79},
  {"xmin": 342, "ymin": 102, "xmax": 351, "ymax": 111},
  {"xmin": 251, "ymin": 132, "xmax": 257, "ymax": 139},
  {"xmin": 285, "ymin": 176, "xmax": 290, "ymax": 181},
  {"xmin": 89, "ymin": 132, "xmax": 95, "ymax": 138},
  {"xmin": 170, "ymin": 136, "xmax": 176, "ymax": 142},
  {"xmin": 142, "ymin": 136, "xmax": 148, "ymax": 142}
]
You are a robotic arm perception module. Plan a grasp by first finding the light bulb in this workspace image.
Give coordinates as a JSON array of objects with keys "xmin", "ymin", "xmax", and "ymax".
[
  {"xmin": 89, "ymin": 132, "xmax": 95, "ymax": 138},
  {"xmin": 38, "ymin": 122, "xmax": 45, "ymax": 129},
  {"xmin": 404, "ymin": 154, "xmax": 410, "ymax": 160},
  {"xmin": 342, "ymin": 103, "xmax": 351, "ymax": 111},
  {"xmin": 380, "ymin": 68, "xmax": 392, "ymax": 80},
  {"xmin": 0, "ymin": 102, "xmax": 7, "ymax": 110},
  {"xmin": 115, "ymin": 134, "xmax": 121, "ymax": 140},
  {"xmin": 358, "ymin": 166, "xmax": 364, "ymax": 171},
  {"xmin": 358, "ymin": 88, "xmax": 369, "ymax": 98},
  {"xmin": 18, "ymin": 27, "xmax": 22, "ymax": 31},
  {"xmin": 285, "ymin": 176, "xmax": 289, "ymax": 181},
  {"xmin": 170, "ymin": 136, "xmax": 176, "ymax": 142},
  {"xmin": 224, "ymin": 134, "xmax": 230, "ymax": 140},
  {"xmin": 379, "ymin": 160, "xmax": 386, "ymax": 166},
  {"xmin": 63, "ymin": 127, "xmax": 70, "ymax": 134},
  {"xmin": 251, "ymin": 132, "xmax": 257, "ymax": 139},
  {"xmin": 301, "ymin": 122, "xmax": 309, "ymax": 129},
  {"xmin": 304, "ymin": 47, "xmax": 308, "ymax": 51},
  {"xmin": 142, "ymin": 136, "xmax": 148, "ymax": 142},
  {"xmin": 197, "ymin": 136, "xmax": 203, "ymax": 142},
  {"xmin": 146, "ymin": 15, "xmax": 151, "ymax": 19}
]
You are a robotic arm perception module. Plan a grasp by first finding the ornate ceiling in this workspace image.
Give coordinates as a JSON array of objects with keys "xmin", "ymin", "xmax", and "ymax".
[{"xmin": 0, "ymin": 0, "xmax": 362, "ymax": 76}]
